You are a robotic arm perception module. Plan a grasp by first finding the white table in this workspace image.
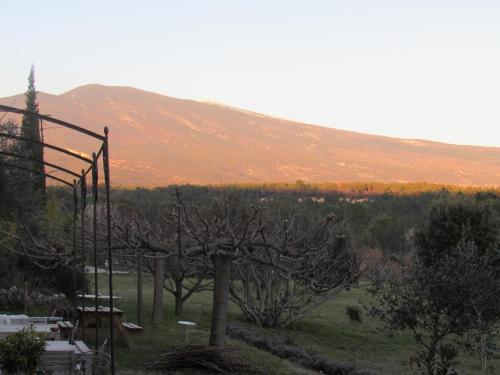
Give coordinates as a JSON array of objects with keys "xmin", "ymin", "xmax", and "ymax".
[
  {"xmin": 0, "ymin": 324, "xmax": 58, "ymax": 340},
  {"xmin": 177, "ymin": 320, "xmax": 197, "ymax": 342},
  {"xmin": 43, "ymin": 340, "xmax": 92, "ymax": 373},
  {"xmin": 45, "ymin": 340, "xmax": 91, "ymax": 354},
  {"xmin": 77, "ymin": 294, "xmax": 123, "ymax": 300},
  {"xmin": 0, "ymin": 314, "xmax": 29, "ymax": 325}
]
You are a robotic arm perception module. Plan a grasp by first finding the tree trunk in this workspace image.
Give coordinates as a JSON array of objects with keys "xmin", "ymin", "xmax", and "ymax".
[
  {"xmin": 137, "ymin": 253, "xmax": 144, "ymax": 326},
  {"xmin": 152, "ymin": 256, "xmax": 164, "ymax": 323},
  {"xmin": 23, "ymin": 279, "xmax": 28, "ymax": 315},
  {"xmin": 481, "ymin": 333, "xmax": 487, "ymax": 375},
  {"xmin": 209, "ymin": 254, "xmax": 232, "ymax": 347},
  {"xmin": 174, "ymin": 280, "xmax": 184, "ymax": 315},
  {"xmin": 175, "ymin": 297, "xmax": 185, "ymax": 316}
]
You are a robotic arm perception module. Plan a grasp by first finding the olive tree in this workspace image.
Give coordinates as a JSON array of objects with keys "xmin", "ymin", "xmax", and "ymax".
[{"xmin": 370, "ymin": 200, "xmax": 500, "ymax": 375}]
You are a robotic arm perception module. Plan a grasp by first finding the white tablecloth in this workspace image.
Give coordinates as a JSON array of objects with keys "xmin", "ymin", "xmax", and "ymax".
[
  {"xmin": 0, "ymin": 324, "xmax": 56, "ymax": 339},
  {"xmin": 44, "ymin": 340, "xmax": 92, "ymax": 373}
]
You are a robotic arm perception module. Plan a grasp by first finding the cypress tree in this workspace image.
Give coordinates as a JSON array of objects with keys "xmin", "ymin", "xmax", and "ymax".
[{"xmin": 20, "ymin": 65, "xmax": 46, "ymax": 208}]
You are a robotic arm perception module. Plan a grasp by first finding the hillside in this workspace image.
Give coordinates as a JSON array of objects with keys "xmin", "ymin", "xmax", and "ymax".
[{"xmin": 1, "ymin": 84, "xmax": 499, "ymax": 187}]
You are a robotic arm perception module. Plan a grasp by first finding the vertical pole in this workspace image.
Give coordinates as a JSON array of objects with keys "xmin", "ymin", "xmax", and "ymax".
[
  {"xmin": 151, "ymin": 256, "xmax": 164, "ymax": 323},
  {"xmin": 23, "ymin": 280, "xmax": 28, "ymax": 316},
  {"xmin": 72, "ymin": 181, "xmax": 78, "ymax": 322},
  {"xmin": 102, "ymin": 127, "xmax": 115, "ymax": 375},
  {"xmin": 137, "ymin": 253, "xmax": 144, "ymax": 327},
  {"xmin": 80, "ymin": 170, "xmax": 87, "ymax": 340},
  {"xmin": 92, "ymin": 152, "xmax": 99, "ymax": 349}
]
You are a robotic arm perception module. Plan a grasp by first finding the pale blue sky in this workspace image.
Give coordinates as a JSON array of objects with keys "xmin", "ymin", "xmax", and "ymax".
[{"xmin": 2, "ymin": 1, "xmax": 499, "ymax": 146}]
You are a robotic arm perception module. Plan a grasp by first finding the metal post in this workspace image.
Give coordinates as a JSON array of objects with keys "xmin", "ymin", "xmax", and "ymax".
[
  {"xmin": 92, "ymin": 153, "xmax": 99, "ymax": 349},
  {"xmin": 80, "ymin": 170, "xmax": 87, "ymax": 340},
  {"xmin": 0, "ymin": 105, "xmax": 117, "ymax": 358},
  {"xmin": 102, "ymin": 127, "xmax": 115, "ymax": 375},
  {"xmin": 72, "ymin": 181, "xmax": 78, "ymax": 321}
]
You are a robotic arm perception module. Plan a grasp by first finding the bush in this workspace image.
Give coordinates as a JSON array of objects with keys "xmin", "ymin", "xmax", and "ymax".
[
  {"xmin": 0, "ymin": 327, "xmax": 46, "ymax": 374},
  {"xmin": 0, "ymin": 286, "xmax": 68, "ymax": 312},
  {"xmin": 52, "ymin": 266, "xmax": 88, "ymax": 298},
  {"xmin": 346, "ymin": 306, "xmax": 362, "ymax": 323},
  {"xmin": 226, "ymin": 323, "xmax": 372, "ymax": 375}
]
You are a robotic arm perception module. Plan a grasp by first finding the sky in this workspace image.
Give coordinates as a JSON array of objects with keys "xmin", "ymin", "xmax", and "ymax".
[{"xmin": 2, "ymin": 1, "xmax": 500, "ymax": 147}]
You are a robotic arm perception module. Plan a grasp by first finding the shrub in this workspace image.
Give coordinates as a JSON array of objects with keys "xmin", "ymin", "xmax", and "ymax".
[
  {"xmin": 226, "ymin": 323, "xmax": 372, "ymax": 375},
  {"xmin": 346, "ymin": 306, "xmax": 362, "ymax": 323},
  {"xmin": 52, "ymin": 266, "xmax": 88, "ymax": 298},
  {"xmin": 0, "ymin": 286, "xmax": 69, "ymax": 313},
  {"xmin": 0, "ymin": 327, "xmax": 46, "ymax": 374}
]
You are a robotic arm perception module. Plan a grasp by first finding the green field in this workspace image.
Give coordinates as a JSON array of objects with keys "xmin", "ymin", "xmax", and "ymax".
[{"xmin": 94, "ymin": 274, "xmax": 498, "ymax": 375}]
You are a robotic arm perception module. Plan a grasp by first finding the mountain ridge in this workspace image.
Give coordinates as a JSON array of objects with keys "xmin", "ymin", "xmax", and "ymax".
[{"xmin": 1, "ymin": 84, "xmax": 499, "ymax": 187}]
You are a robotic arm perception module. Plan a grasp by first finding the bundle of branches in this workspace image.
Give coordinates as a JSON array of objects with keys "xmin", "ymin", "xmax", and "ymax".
[{"xmin": 147, "ymin": 345, "xmax": 253, "ymax": 374}]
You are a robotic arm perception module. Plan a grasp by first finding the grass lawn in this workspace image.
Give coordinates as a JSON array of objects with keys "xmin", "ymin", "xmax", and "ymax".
[{"xmin": 91, "ymin": 274, "xmax": 498, "ymax": 374}]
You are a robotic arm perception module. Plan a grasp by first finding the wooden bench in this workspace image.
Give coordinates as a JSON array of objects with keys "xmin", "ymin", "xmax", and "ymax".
[
  {"xmin": 121, "ymin": 322, "xmax": 143, "ymax": 347},
  {"xmin": 57, "ymin": 321, "xmax": 74, "ymax": 339}
]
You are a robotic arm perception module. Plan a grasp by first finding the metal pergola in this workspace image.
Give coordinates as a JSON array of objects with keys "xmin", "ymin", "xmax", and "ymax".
[{"xmin": 0, "ymin": 104, "xmax": 116, "ymax": 374}]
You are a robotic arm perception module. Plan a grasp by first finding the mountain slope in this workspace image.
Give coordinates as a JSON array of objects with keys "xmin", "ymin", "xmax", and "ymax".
[{"xmin": 1, "ymin": 84, "xmax": 499, "ymax": 187}]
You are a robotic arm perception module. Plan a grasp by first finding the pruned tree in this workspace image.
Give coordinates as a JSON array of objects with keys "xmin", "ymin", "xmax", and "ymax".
[
  {"xmin": 230, "ymin": 219, "xmax": 359, "ymax": 328},
  {"xmin": 111, "ymin": 202, "xmax": 212, "ymax": 321},
  {"xmin": 173, "ymin": 192, "xmax": 266, "ymax": 347},
  {"xmin": 139, "ymin": 203, "xmax": 212, "ymax": 316},
  {"xmin": 109, "ymin": 206, "xmax": 150, "ymax": 324},
  {"xmin": 163, "ymin": 253, "xmax": 212, "ymax": 315},
  {"xmin": 151, "ymin": 255, "xmax": 165, "ymax": 323},
  {"xmin": 136, "ymin": 189, "xmax": 363, "ymax": 347}
]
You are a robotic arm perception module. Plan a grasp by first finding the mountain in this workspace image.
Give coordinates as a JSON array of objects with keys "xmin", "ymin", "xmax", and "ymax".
[{"xmin": 1, "ymin": 84, "xmax": 499, "ymax": 187}]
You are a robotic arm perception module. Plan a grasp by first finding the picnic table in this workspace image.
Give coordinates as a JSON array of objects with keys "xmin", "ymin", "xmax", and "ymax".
[
  {"xmin": 76, "ymin": 306, "xmax": 142, "ymax": 347},
  {"xmin": 76, "ymin": 306, "xmax": 127, "ymax": 342},
  {"xmin": 76, "ymin": 306, "xmax": 124, "ymax": 328},
  {"xmin": 77, "ymin": 294, "xmax": 123, "ymax": 301}
]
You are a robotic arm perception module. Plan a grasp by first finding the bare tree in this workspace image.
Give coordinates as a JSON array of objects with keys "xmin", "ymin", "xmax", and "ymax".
[
  {"xmin": 138, "ymin": 192, "xmax": 266, "ymax": 346},
  {"xmin": 163, "ymin": 253, "xmax": 212, "ymax": 315},
  {"xmin": 111, "ymin": 202, "xmax": 211, "ymax": 319},
  {"xmin": 136, "ymin": 250, "xmax": 145, "ymax": 326},
  {"xmin": 176, "ymin": 193, "xmax": 266, "ymax": 347},
  {"xmin": 230, "ymin": 223, "xmax": 359, "ymax": 328},
  {"xmin": 152, "ymin": 255, "xmax": 164, "ymax": 323},
  {"xmin": 0, "ymin": 215, "xmax": 78, "ymax": 270},
  {"xmin": 126, "ymin": 190, "xmax": 361, "ymax": 347},
  {"xmin": 110, "ymin": 206, "xmax": 151, "ymax": 324}
]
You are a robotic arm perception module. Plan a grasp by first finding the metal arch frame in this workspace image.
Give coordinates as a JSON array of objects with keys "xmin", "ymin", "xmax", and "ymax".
[
  {"xmin": 0, "ymin": 105, "xmax": 105, "ymax": 141},
  {"xmin": 0, "ymin": 105, "xmax": 116, "ymax": 375},
  {"xmin": 0, "ymin": 151, "xmax": 81, "ymax": 179},
  {"xmin": 0, "ymin": 132, "xmax": 93, "ymax": 164},
  {"xmin": 0, "ymin": 161, "xmax": 74, "ymax": 187}
]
